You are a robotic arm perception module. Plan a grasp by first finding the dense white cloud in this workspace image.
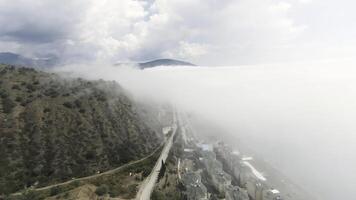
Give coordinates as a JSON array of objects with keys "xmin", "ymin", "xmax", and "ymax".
[{"xmin": 56, "ymin": 60, "xmax": 356, "ymax": 200}]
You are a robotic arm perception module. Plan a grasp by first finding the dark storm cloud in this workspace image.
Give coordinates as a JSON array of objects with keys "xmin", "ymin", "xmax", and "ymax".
[
  {"xmin": 0, "ymin": 0, "xmax": 86, "ymax": 56},
  {"xmin": 1, "ymin": 25, "xmax": 66, "ymax": 43}
]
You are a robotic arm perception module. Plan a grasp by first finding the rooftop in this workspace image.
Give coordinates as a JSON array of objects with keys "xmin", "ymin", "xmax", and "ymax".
[{"xmin": 242, "ymin": 161, "xmax": 267, "ymax": 181}]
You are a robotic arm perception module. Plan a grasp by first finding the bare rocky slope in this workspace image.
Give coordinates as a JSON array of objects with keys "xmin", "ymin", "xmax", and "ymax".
[{"xmin": 0, "ymin": 65, "xmax": 161, "ymax": 194}]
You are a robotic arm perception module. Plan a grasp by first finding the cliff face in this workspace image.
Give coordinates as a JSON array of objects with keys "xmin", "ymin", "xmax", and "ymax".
[{"xmin": 0, "ymin": 65, "xmax": 161, "ymax": 194}]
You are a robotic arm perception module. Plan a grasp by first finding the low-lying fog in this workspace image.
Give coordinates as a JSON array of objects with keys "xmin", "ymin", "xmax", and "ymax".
[{"xmin": 57, "ymin": 61, "xmax": 356, "ymax": 200}]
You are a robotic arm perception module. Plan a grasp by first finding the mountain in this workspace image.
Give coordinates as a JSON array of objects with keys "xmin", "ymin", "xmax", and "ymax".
[
  {"xmin": 0, "ymin": 52, "xmax": 57, "ymax": 69},
  {"xmin": 116, "ymin": 59, "xmax": 195, "ymax": 69},
  {"xmin": 0, "ymin": 52, "xmax": 33, "ymax": 66},
  {"xmin": 0, "ymin": 53, "xmax": 194, "ymax": 70},
  {"xmin": 0, "ymin": 65, "xmax": 161, "ymax": 194},
  {"xmin": 138, "ymin": 59, "xmax": 195, "ymax": 69}
]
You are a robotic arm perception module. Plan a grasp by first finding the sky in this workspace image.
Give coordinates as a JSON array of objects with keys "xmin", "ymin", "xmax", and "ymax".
[{"xmin": 0, "ymin": 0, "xmax": 355, "ymax": 65}]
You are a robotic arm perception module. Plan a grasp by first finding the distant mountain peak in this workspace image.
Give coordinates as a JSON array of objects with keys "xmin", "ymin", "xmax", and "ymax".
[
  {"xmin": 116, "ymin": 58, "xmax": 195, "ymax": 69},
  {"xmin": 0, "ymin": 52, "xmax": 22, "ymax": 61},
  {"xmin": 138, "ymin": 59, "xmax": 195, "ymax": 69},
  {"xmin": 0, "ymin": 52, "xmax": 58, "ymax": 68}
]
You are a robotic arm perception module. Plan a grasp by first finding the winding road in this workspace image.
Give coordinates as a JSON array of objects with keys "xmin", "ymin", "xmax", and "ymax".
[{"xmin": 135, "ymin": 110, "xmax": 178, "ymax": 200}]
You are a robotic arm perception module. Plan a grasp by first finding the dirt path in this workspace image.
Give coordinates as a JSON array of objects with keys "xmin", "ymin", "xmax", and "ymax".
[{"xmin": 12, "ymin": 144, "xmax": 163, "ymax": 196}]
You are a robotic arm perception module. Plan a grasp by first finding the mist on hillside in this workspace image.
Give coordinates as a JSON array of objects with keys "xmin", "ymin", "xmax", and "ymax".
[{"xmin": 55, "ymin": 60, "xmax": 356, "ymax": 200}]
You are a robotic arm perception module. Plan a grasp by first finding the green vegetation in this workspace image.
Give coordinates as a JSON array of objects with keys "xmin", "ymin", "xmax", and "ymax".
[
  {"xmin": 157, "ymin": 160, "xmax": 167, "ymax": 182},
  {"xmin": 7, "ymin": 142, "xmax": 163, "ymax": 200},
  {"xmin": 2, "ymin": 96, "xmax": 15, "ymax": 113},
  {"xmin": 49, "ymin": 187, "xmax": 61, "ymax": 196},
  {"xmin": 217, "ymin": 191, "xmax": 226, "ymax": 199},
  {"xmin": 151, "ymin": 190, "xmax": 165, "ymax": 200},
  {"xmin": 0, "ymin": 65, "xmax": 161, "ymax": 194},
  {"xmin": 95, "ymin": 184, "xmax": 108, "ymax": 196},
  {"xmin": 18, "ymin": 190, "xmax": 41, "ymax": 200},
  {"xmin": 87, "ymin": 145, "xmax": 162, "ymax": 199}
]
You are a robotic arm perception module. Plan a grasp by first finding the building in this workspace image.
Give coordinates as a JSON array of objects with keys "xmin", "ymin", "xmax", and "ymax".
[
  {"xmin": 244, "ymin": 176, "xmax": 267, "ymax": 200},
  {"xmin": 262, "ymin": 189, "xmax": 283, "ymax": 200},
  {"xmin": 199, "ymin": 147, "xmax": 232, "ymax": 194},
  {"xmin": 162, "ymin": 126, "xmax": 172, "ymax": 135},
  {"xmin": 182, "ymin": 172, "xmax": 208, "ymax": 200},
  {"xmin": 201, "ymin": 150, "xmax": 216, "ymax": 162},
  {"xmin": 197, "ymin": 143, "xmax": 214, "ymax": 152},
  {"xmin": 210, "ymin": 170, "xmax": 232, "ymax": 193},
  {"xmin": 230, "ymin": 155, "xmax": 243, "ymax": 184},
  {"xmin": 225, "ymin": 185, "xmax": 249, "ymax": 200},
  {"xmin": 183, "ymin": 148, "xmax": 195, "ymax": 159}
]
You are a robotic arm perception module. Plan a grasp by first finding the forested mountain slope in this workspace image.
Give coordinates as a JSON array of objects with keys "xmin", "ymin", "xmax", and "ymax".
[{"xmin": 0, "ymin": 65, "xmax": 161, "ymax": 194}]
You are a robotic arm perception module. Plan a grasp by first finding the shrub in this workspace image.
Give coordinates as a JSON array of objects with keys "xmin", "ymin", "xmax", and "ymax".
[
  {"xmin": 63, "ymin": 102, "xmax": 73, "ymax": 109},
  {"xmin": 74, "ymin": 99, "xmax": 81, "ymax": 108},
  {"xmin": 69, "ymin": 180, "xmax": 80, "ymax": 188},
  {"xmin": 26, "ymin": 84, "xmax": 36, "ymax": 92},
  {"xmin": 20, "ymin": 189, "xmax": 40, "ymax": 200},
  {"xmin": 3, "ymin": 98, "xmax": 16, "ymax": 113},
  {"xmin": 151, "ymin": 190, "xmax": 165, "ymax": 200},
  {"xmin": 0, "ymin": 90, "xmax": 8, "ymax": 98},
  {"xmin": 127, "ymin": 184, "xmax": 137, "ymax": 198},
  {"xmin": 44, "ymin": 88, "xmax": 59, "ymax": 98},
  {"xmin": 12, "ymin": 84, "xmax": 21, "ymax": 90},
  {"xmin": 95, "ymin": 93, "xmax": 107, "ymax": 102},
  {"xmin": 49, "ymin": 186, "xmax": 62, "ymax": 196},
  {"xmin": 63, "ymin": 192, "xmax": 69, "ymax": 198},
  {"xmin": 84, "ymin": 150, "xmax": 96, "ymax": 160},
  {"xmin": 15, "ymin": 96, "xmax": 23, "ymax": 102},
  {"xmin": 217, "ymin": 192, "xmax": 225, "ymax": 199},
  {"xmin": 95, "ymin": 184, "xmax": 108, "ymax": 196},
  {"xmin": 108, "ymin": 187, "xmax": 121, "ymax": 197},
  {"xmin": 142, "ymin": 168, "xmax": 151, "ymax": 177},
  {"xmin": 157, "ymin": 160, "xmax": 166, "ymax": 182}
]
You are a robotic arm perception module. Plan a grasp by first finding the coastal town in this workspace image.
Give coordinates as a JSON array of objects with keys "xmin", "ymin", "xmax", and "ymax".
[{"xmin": 174, "ymin": 113, "xmax": 308, "ymax": 200}]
